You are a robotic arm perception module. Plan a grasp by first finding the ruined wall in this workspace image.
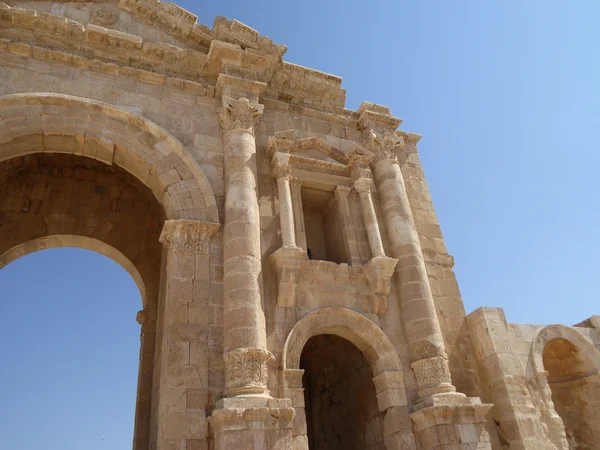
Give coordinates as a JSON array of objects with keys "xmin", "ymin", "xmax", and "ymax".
[{"xmin": 6, "ymin": 2, "xmax": 599, "ymax": 450}]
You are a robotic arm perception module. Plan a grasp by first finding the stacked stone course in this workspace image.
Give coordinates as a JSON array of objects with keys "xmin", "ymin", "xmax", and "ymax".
[{"xmin": 1, "ymin": 2, "xmax": 599, "ymax": 449}]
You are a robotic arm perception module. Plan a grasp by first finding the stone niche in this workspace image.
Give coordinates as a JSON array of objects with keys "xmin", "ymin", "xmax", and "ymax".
[{"xmin": 267, "ymin": 133, "xmax": 398, "ymax": 314}]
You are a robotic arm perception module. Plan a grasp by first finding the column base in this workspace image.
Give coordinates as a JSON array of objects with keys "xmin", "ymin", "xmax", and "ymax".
[
  {"xmin": 209, "ymin": 397, "xmax": 295, "ymax": 450},
  {"xmin": 410, "ymin": 395, "xmax": 493, "ymax": 450}
]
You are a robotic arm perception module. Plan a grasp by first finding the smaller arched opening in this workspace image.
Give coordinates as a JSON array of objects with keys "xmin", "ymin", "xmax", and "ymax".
[
  {"xmin": 281, "ymin": 308, "xmax": 412, "ymax": 450},
  {"xmin": 301, "ymin": 334, "xmax": 385, "ymax": 450},
  {"xmin": 533, "ymin": 325, "xmax": 600, "ymax": 450}
]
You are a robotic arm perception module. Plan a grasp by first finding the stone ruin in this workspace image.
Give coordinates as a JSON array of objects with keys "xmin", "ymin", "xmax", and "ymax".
[{"xmin": 1, "ymin": 1, "xmax": 599, "ymax": 449}]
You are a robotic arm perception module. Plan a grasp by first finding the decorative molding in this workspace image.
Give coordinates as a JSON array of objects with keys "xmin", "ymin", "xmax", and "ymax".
[
  {"xmin": 136, "ymin": 308, "xmax": 157, "ymax": 326},
  {"xmin": 208, "ymin": 398, "xmax": 295, "ymax": 434},
  {"xmin": 411, "ymin": 356, "xmax": 456, "ymax": 398},
  {"xmin": 363, "ymin": 256, "xmax": 399, "ymax": 314},
  {"xmin": 218, "ymin": 96, "xmax": 264, "ymax": 134},
  {"xmin": 91, "ymin": 9, "xmax": 118, "ymax": 26},
  {"xmin": 223, "ymin": 347, "xmax": 274, "ymax": 397},
  {"xmin": 364, "ymin": 130, "xmax": 406, "ymax": 165},
  {"xmin": 269, "ymin": 249, "xmax": 397, "ymax": 312},
  {"xmin": 268, "ymin": 246, "xmax": 307, "ymax": 307},
  {"xmin": 353, "ymin": 177, "xmax": 374, "ymax": 195},
  {"xmin": 271, "ymin": 153, "xmax": 292, "ymax": 179},
  {"xmin": 159, "ymin": 219, "xmax": 220, "ymax": 254}
]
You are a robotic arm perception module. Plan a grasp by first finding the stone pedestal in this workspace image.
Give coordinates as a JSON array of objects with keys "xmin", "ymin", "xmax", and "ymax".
[
  {"xmin": 410, "ymin": 395, "xmax": 493, "ymax": 450},
  {"xmin": 209, "ymin": 398, "xmax": 295, "ymax": 450}
]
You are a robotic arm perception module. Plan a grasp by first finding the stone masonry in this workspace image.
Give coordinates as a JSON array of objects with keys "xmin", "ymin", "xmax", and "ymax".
[{"xmin": 1, "ymin": 2, "xmax": 599, "ymax": 449}]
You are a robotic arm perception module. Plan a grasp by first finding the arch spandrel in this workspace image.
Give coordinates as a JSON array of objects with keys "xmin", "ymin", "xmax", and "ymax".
[
  {"xmin": 0, "ymin": 93, "xmax": 218, "ymax": 223},
  {"xmin": 282, "ymin": 307, "xmax": 403, "ymax": 376}
]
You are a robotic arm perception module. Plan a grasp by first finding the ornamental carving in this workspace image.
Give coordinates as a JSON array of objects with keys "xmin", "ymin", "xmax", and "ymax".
[
  {"xmin": 271, "ymin": 153, "xmax": 292, "ymax": 179},
  {"xmin": 365, "ymin": 129, "xmax": 405, "ymax": 165},
  {"xmin": 224, "ymin": 348, "xmax": 274, "ymax": 395},
  {"xmin": 353, "ymin": 177, "xmax": 374, "ymax": 195},
  {"xmin": 92, "ymin": 9, "xmax": 118, "ymax": 26},
  {"xmin": 218, "ymin": 97, "xmax": 264, "ymax": 134},
  {"xmin": 411, "ymin": 356, "xmax": 453, "ymax": 390},
  {"xmin": 160, "ymin": 219, "xmax": 220, "ymax": 254}
]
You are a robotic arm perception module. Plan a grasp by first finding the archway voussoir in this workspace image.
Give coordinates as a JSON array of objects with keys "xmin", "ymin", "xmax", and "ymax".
[{"xmin": 0, "ymin": 93, "xmax": 219, "ymax": 222}]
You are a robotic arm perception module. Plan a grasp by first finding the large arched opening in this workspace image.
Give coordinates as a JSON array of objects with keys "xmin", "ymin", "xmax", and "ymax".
[
  {"xmin": 0, "ymin": 93, "xmax": 218, "ymax": 450},
  {"xmin": 0, "ymin": 247, "xmax": 144, "ymax": 449},
  {"xmin": 532, "ymin": 325, "xmax": 600, "ymax": 450},
  {"xmin": 0, "ymin": 152, "xmax": 165, "ymax": 450}
]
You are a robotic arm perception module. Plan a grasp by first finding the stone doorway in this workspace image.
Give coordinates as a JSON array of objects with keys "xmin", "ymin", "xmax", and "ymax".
[
  {"xmin": 300, "ymin": 334, "xmax": 386, "ymax": 450},
  {"xmin": 543, "ymin": 337, "xmax": 600, "ymax": 450}
]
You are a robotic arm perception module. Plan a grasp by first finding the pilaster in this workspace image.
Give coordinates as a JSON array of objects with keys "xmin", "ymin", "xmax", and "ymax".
[{"xmin": 157, "ymin": 219, "xmax": 220, "ymax": 450}]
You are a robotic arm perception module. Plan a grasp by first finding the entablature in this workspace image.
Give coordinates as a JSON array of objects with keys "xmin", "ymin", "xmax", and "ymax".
[{"xmin": 0, "ymin": 2, "xmax": 408, "ymax": 128}]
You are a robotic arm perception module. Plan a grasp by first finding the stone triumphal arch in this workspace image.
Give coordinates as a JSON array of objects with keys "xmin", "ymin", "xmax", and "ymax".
[{"xmin": 1, "ymin": 1, "xmax": 600, "ymax": 449}]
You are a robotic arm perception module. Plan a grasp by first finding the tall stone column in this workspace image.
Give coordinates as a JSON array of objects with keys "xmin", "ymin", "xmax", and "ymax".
[
  {"xmin": 157, "ymin": 219, "xmax": 219, "ymax": 450},
  {"xmin": 368, "ymin": 131, "xmax": 492, "ymax": 449},
  {"xmin": 217, "ymin": 96, "xmax": 272, "ymax": 397},
  {"xmin": 210, "ymin": 96, "xmax": 295, "ymax": 450},
  {"xmin": 369, "ymin": 132, "xmax": 456, "ymax": 401}
]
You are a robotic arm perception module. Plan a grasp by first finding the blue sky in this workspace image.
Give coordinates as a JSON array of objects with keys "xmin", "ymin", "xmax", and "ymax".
[{"xmin": 2, "ymin": 1, "xmax": 600, "ymax": 448}]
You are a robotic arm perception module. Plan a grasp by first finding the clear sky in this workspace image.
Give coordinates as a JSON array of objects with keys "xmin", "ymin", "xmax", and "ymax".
[{"xmin": 1, "ymin": 1, "xmax": 600, "ymax": 449}]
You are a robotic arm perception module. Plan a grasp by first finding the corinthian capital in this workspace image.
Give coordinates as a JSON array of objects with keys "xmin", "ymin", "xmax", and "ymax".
[
  {"xmin": 224, "ymin": 347, "xmax": 274, "ymax": 397},
  {"xmin": 364, "ymin": 129, "xmax": 405, "ymax": 165},
  {"xmin": 271, "ymin": 153, "xmax": 292, "ymax": 179},
  {"xmin": 218, "ymin": 96, "xmax": 264, "ymax": 134},
  {"xmin": 160, "ymin": 219, "xmax": 220, "ymax": 254}
]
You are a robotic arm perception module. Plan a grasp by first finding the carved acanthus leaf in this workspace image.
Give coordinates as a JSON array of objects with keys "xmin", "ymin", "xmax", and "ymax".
[
  {"xmin": 224, "ymin": 348, "xmax": 274, "ymax": 395},
  {"xmin": 365, "ymin": 130, "xmax": 405, "ymax": 164},
  {"xmin": 218, "ymin": 97, "xmax": 264, "ymax": 134}
]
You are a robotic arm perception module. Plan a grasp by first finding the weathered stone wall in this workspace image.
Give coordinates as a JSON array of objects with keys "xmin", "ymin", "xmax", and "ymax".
[
  {"xmin": 3, "ymin": 2, "xmax": 600, "ymax": 449},
  {"xmin": 7, "ymin": 1, "xmax": 195, "ymax": 48}
]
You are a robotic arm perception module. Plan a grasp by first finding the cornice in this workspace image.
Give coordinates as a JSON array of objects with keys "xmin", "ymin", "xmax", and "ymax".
[{"xmin": 0, "ymin": 2, "xmax": 419, "ymax": 138}]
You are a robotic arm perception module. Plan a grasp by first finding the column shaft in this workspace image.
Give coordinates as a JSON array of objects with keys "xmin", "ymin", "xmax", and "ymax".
[
  {"xmin": 290, "ymin": 179, "xmax": 307, "ymax": 250},
  {"xmin": 373, "ymin": 158, "xmax": 455, "ymax": 398},
  {"xmin": 277, "ymin": 175, "xmax": 296, "ymax": 247},
  {"xmin": 354, "ymin": 178, "xmax": 386, "ymax": 258},
  {"xmin": 334, "ymin": 186, "xmax": 361, "ymax": 266},
  {"xmin": 219, "ymin": 97, "xmax": 272, "ymax": 397}
]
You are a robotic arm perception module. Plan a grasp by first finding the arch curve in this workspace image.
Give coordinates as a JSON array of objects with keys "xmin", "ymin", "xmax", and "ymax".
[
  {"xmin": 0, "ymin": 92, "xmax": 218, "ymax": 222},
  {"xmin": 531, "ymin": 324, "xmax": 600, "ymax": 377},
  {"xmin": 282, "ymin": 307, "xmax": 403, "ymax": 376},
  {"xmin": 0, "ymin": 235, "xmax": 147, "ymax": 306}
]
